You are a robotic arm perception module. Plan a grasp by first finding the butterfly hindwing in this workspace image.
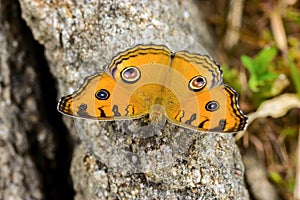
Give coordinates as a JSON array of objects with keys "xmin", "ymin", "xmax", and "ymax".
[{"xmin": 165, "ymin": 85, "xmax": 247, "ymax": 132}]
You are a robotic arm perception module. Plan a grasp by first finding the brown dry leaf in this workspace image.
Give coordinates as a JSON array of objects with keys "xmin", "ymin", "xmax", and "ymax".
[
  {"xmin": 247, "ymin": 93, "xmax": 300, "ymax": 124},
  {"xmin": 235, "ymin": 93, "xmax": 300, "ymax": 140}
]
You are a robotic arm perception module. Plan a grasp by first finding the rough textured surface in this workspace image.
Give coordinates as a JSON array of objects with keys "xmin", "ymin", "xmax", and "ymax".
[
  {"xmin": 18, "ymin": 0, "xmax": 249, "ymax": 199},
  {"xmin": 0, "ymin": 1, "xmax": 43, "ymax": 199},
  {"xmin": 71, "ymin": 132, "xmax": 248, "ymax": 199},
  {"xmin": 1, "ymin": 0, "xmax": 74, "ymax": 199}
]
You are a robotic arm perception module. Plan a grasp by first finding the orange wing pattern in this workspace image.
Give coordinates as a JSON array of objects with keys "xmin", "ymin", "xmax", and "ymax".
[{"xmin": 57, "ymin": 44, "xmax": 247, "ymax": 132}]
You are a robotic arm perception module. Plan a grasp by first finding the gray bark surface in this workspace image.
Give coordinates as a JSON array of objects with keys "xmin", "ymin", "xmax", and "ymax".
[
  {"xmin": 1, "ymin": 0, "xmax": 74, "ymax": 199},
  {"xmin": 0, "ymin": 0, "xmax": 250, "ymax": 199},
  {"xmin": 0, "ymin": 1, "xmax": 44, "ymax": 199}
]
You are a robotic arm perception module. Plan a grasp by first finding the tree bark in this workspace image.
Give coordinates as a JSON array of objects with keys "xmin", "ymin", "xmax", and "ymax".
[
  {"xmin": 0, "ymin": 0, "xmax": 252, "ymax": 199},
  {"xmin": 0, "ymin": 0, "xmax": 73, "ymax": 199}
]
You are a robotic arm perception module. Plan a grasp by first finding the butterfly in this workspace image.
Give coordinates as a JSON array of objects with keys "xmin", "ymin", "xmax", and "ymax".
[{"xmin": 57, "ymin": 44, "xmax": 247, "ymax": 133}]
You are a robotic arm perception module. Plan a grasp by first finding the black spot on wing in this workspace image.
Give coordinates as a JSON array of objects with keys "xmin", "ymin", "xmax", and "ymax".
[
  {"xmin": 205, "ymin": 101, "xmax": 219, "ymax": 112},
  {"xmin": 208, "ymin": 119, "xmax": 227, "ymax": 132},
  {"xmin": 71, "ymin": 73, "xmax": 103, "ymax": 99},
  {"xmin": 175, "ymin": 110, "xmax": 185, "ymax": 122},
  {"xmin": 79, "ymin": 103, "xmax": 87, "ymax": 110},
  {"xmin": 112, "ymin": 105, "xmax": 121, "ymax": 117},
  {"xmin": 185, "ymin": 113, "xmax": 197, "ymax": 125},
  {"xmin": 77, "ymin": 109, "xmax": 92, "ymax": 118},
  {"xmin": 98, "ymin": 107, "xmax": 107, "ymax": 118},
  {"xmin": 198, "ymin": 118, "xmax": 209, "ymax": 129},
  {"xmin": 76, "ymin": 103, "xmax": 92, "ymax": 117},
  {"xmin": 125, "ymin": 105, "xmax": 135, "ymax": 116}
]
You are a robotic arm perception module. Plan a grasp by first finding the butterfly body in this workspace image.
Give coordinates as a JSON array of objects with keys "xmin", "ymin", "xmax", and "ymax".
[{"xmin": 58, "ymin": 45, "xmax": 247, "ymax": 133}]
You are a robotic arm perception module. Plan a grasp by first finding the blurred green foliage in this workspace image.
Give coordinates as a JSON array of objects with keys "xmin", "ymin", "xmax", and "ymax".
[
  {"xmin": 240, "ymin": 47, "xmax": 284, "ymax": 106},
  {"xmin": 288, "ymin": 55, "xmax": 300, "ymax": 98},
  {"xmin": 269, "ymin": 171, "xmax": 284, "ymax": 185},
  {"xmin": 285, "ymin": 8, "xmax": 300, "ymax": 24},
  {"xmin": 241, "ymin": 47, "xmax": 278, "ymax": 93},
  {"xmin": 222, "ymin": 64, "xmax": 242, "ymax": 92}
]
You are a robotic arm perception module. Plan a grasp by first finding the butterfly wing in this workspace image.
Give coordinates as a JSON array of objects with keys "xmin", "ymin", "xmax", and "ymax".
[
  {"xmin": 108, "ymin": 44, "xmax": 171, "ymax": 82},
  {"xmin": 165, "ymin": 52, "xmax": 247, "ymax": 133},
  {"xmin": 57, "ymin": 45, "xmax": 173, "ymax": 120},
  {"xmin": 58, "ymin": 73, "xmax": 133, "ymax": 120},
  {"xmin": 58, "ymin": 44, "xmax": 247, "ymax": 132},
  {"xmin": 166, "ymin": 85, "xmax": 247, "ymax": 132},
  {"xmin": 170, "ymin": 51, "xmax": 223, "ymax": 90}
]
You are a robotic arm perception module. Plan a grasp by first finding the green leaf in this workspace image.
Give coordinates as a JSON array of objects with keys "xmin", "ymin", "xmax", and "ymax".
[
  {"xmin": 259, "ymin": 72, "xmax": 278, "ymax": 81},
  {"xmin": 241, "ymin": 55, "xmax": 256, "ymax": 74},
  {"xmin": 288, "ymin": 56, "xmax": 300, "ymax": 98},
  {"xmin": 249, "ymin": 77, "xmax": 259, "ymax": 92},
  {"xmin": 269, "ymin": 171, "xmax": 283, "ymax": 185},
  {"xmin": 255, "ymin": 47, "xmax": 277, "ymax": 72},
  {"xmin": 241, "ymin": 47, "xmax": 278, "ymax": 93}
]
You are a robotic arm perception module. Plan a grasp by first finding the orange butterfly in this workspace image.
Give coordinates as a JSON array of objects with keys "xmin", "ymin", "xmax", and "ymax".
[{"xmin": 57, "ymin": 45, "xmax": 247, "ymax": 132}]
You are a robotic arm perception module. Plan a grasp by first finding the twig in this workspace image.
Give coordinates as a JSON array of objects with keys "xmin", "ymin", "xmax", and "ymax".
[{"xmin": 224, "ymin": 0, "xmax": 244, "ymax": 49}]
